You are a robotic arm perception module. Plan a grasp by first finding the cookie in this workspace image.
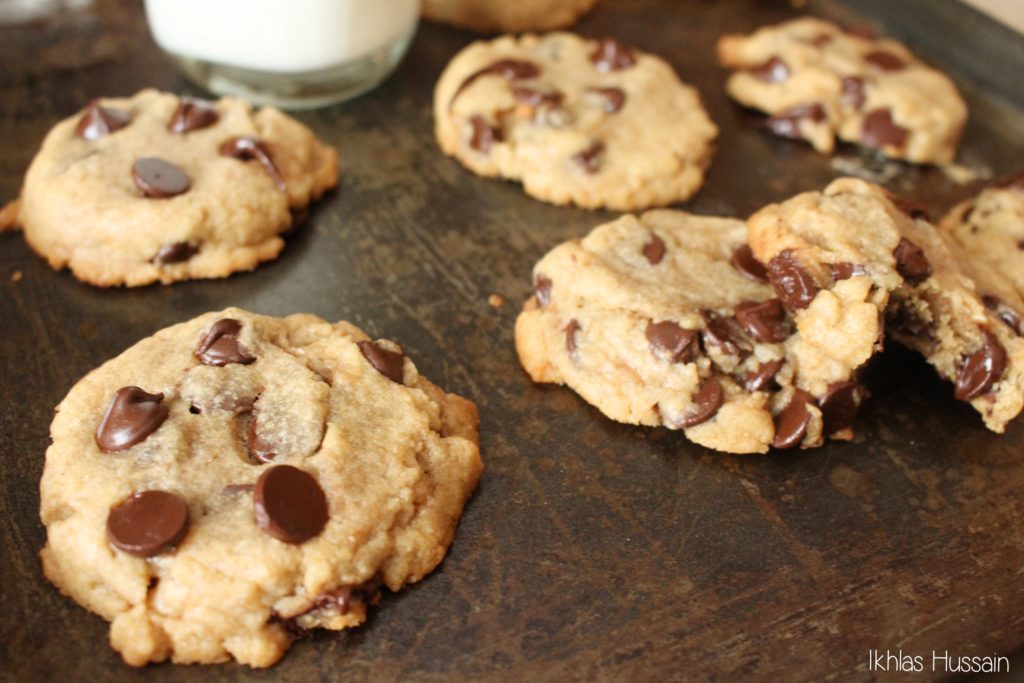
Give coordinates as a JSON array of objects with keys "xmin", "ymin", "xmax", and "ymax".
[
  {"xmin": 749, "ymin": 177, "xmax": 1024, "ymax": 432},
  {"xmin": 434, "ymin": 32, "xmax": 718, "ymax": 211},
  {"xmin": 422, "ymin": 0, "xmax": 597, "ymax": 33},
  {"xmin": 717, "ymin": 17, "xmax": 966, "ymax": 164},
  {"xmin": 39, "ymin": 309, "xmax": 482, "ymax": 667},
  {"xmin": 0, "ymin": 89, "xmax": 338, "ymax": 286},
  {"xmin": 515, "ymin": 210, "xmax": 882, "ymax": 454}
]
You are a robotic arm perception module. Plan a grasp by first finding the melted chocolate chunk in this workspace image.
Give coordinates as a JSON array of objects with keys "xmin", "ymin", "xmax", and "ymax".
[
  {"xmin": 588, "ymin": 86, "xmax": 626, "ymax": 113},
  {"xmin": 511, "ymin": 86, "xmax": 564, "ymax": 108},
  {"xmin": 681, "ymin": 377, "xmax": 724, "ymax": 427},
  {"xmin": 767, "ymin": 250, "xmax": 820, "ymax": 311},
  {"xmin": 534, "ymin": 274, "xmax": 553, "ymax": 307},
  {"xmin": 763, "ymin": 103, "xmax": 826, "ymax": 141},
  {"xmin": 565, "ymin": 319, "xmax": 581, "ymax": 356},
  {"xmin": 254, "ymin": 465, "xmax": 329, "ymax": 544},
  {"xmin": 750, "ymin": 56, "xmax": 790, "ymax": 83},
  {"xmin": 357, "ymin": 341, "xmax": 406, "ymax": 384},
  {"xmin": 730, "ymin": 245, "xmax": 769, "ymax": 283},
  {"xmin": 590, "ymin": 38, "xmax": 636, "ymax": 72},
  {"xmin": 152, "ymin": 241, "xmax": 199, "ymax": 265},
  {"xmin": 450, "ymin": 59, "xmax": 541, "ymax": 106},
  {"xmin": 841, "ymin": 76, "xmax": 866, "ymax": 110},
  {"xmin": 75, "ymin": 100, "xmax": 130, "ymax": 140},
  {"xmin": 735, "ymin": 299, "xmax": 792, "ymax": 343},
  {"xmin": 862, "ymin": 108, "xmax": 908, "ymax": 150},
  {"xmin": 864, "ymin": 50, "xmax": 906, "ymax": 71},
  {"xmin": 195, "ymin": 318, "xmax": 256, "ymax": 366},
  {"xmin": 573, "ymin": 141, "xmax": 606, "ymax": 174},
  {"xmin": 829, "ymin": 262, "xmax": 868, "ymax": 282},
  {"xmin": 469, "ymin": 115, "xmax": 500, "ymax": 153},
  {"xmin": 168, "ymin": 97, "xmax": 219, "ymax": 134},
  {"xmin": 701, "ymin": 311, "xmax": 750, "ymax": 357},
  {"xmin": 96, "ymin": 386, "xmax": 168, "ymax": 452},
  {"xmin": 745, "ymin": 359, "xmax": 784, "ymax": 392},
  {"xmin": 982, "ymin": 295, "xmax": 1022, "ymax": 335},
  {"xmin": 955, "ymin": 330, "xmax": 1007, "ymax": 401},
  {"xmin": 645, "ymin": 320, "xmax": 697, "ymax": 363},
  {"xmin": 818, "ymin": 381, "xmax": 865, "ymax": 436},
  {"xmin": 219, "ymin": 136, "xmax": 286, "ymax": 191},
  {"xmin": 133, "ymin": 157, "xmax": 190, "ymax": 198},
  {"xmin": 772, "ymin": 390, "xmax": 812, "ymax": 449},
  {"xmin": 893, "ymin": 237, "xmax": 931, "ymax": 285},
  {"xmin": 642, "ymin": 233, "xmax": 666, "ymax": 265},
  {"xmin": 107, "ymin": 490, "xmax": 189, "ymax": 557}
]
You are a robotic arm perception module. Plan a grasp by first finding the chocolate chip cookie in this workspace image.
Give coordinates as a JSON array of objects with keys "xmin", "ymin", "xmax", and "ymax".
[
  {"xmin": 749, "ymin": 177, "xmax": 1024, "ymax": 432},
  {"xmin": 435, "ymin": 33, "xmax": 718, "ymax": 210},
  {"xmin": 717, "ymin": 17, "xmax": 967, "ymax": 164},
  {"xmin": 0, "ymin": 90, "xmax": 338, "ymax": 286},
  {"xmin": 515, "ymin": 210, "xmax": 880, "ymax": 453},
  {"xmin": 39, "ymin": 309, "xmax": 482, "ymax": 667},
  {"xmin": 423, "ymin": 0, "xmax": 597, "ymax": 32}
]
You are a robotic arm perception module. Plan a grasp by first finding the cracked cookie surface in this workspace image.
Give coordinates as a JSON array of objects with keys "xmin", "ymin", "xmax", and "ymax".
[
  {"xmin": 423, "ymin": 0, "xmax": 596, "ymax": 32},
  {"xmin": 39, "ymin": 308, "xmax": 482, "ymax": 667}
]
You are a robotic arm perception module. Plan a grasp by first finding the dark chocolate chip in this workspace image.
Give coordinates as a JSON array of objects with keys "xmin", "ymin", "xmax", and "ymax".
[
  {"xmin": 247, "ymin": 414, "xmax": 276, "ymax": 463},
  {"xmin": 829, "ymin": 262, "xmax": 868, "ymax": 282},
  {"xmin": 841, "ymin": 76, "xmax": 866, "ymax": 110},
  {"xmin": 195, "ymin": 318, "xmax": 256, "ymax": 367},
  {"xmin": 862, "ymin": 108, "xmax": 908, "ymax": 150},
  {"xmin": 534, "ymin": 274, "xmax": 552, "ymax": 307},
  {"xmin": 818, "ymin": 381, "xmax": 866, "ymax": 436},
  {"xmin": 982, "ymin": 294, "xmax": 1022, "ymax": 335},
  {"xmin": 955, "ymin": 330, "xmax": 1007, "ymax": 401},
  {"xmin": 254, "ymin": 465, "xmax": 329, "ymax": 544},
  {"xmin": 469, "ymin": 115, "xmax": 500, "ymax": 153},
  {"xmin": 96, "ymin": 386, "xmax": 168, "ymax": 452},
  {"xmin": 893, "ymin": 237, "xmax": 931, "ymax": 285},
  {"xmin": 767, "ymin": 250, "xmax": 820, "ymax": 311},
  {"xmin": 772, "ymin": 390, "xmax": 813, "ymax": 449},
  {"xmin": 587, "ymin": 86, "xmax": 626, "ymax": 113},
  {"xmin": 642, "ymin": 233, "xmax": 666, "ymax": 265},
  {"xmin": 890, "ymin": 195, "xmax": 931, "ymax": 221},
  {"xmin": 735, "ymin": 299, "xmax": 792, "ymax": 343},
  {"xmin": 152, "ymin": 241, "xmax": 199, "ymax": 265},
  {"xmin": 745, "ymin": 359, "xmax": 784, "ymax": 392},
  {"xmin": 763, "ymin": 103, "xmax": 827, "ymax": 141},
  {"xmin": 573, "ymin": 141, "xmax": 605, "ymax": 174},
  {"xmin": 308, "ymin": 576, "xmax": 382, "ymax": 616},
  {"xmin": 167, "ymin": 97, "xmax": 219, "ymax": 134},
  {"xmin": 107, "ymin": 490, "xmax": 189, "ymax": 557},
  {"xmin": 132, "ymin": 157, "xmax": 190, "ymax": 198},
  {"xmin": 75, "ymin": 100, "xmax": 130, "ymax": 140},
  {"xmin": 645, "ymin": 320, "xmax": 697, "ymax": 363},
  {"xmin": 749, "ymin": 56, "xmax": 790, "ymax": 83},
  {"xmin": 681, "ymin": 377, "xmax": 724, "ymax": 427},
  {"xmin": 219, "ymin": 137, "xmax": 286, "ymax": 191},
  {"xmin": 358, "ymin": 340, "xmax": 405, "ymax": 383},
  {"xmin": 864, "ymin": 50, "xmax": 906, "ymax": 71},
  {"xmin": 511, "ymin": 86, "xmax": 564, "ymax": 108},
  {"xmin": 730, "ymin": 245, "xmax": 769, "ymax": 283},
  {"xmin": 701, "ymin": 311, "xmax": 750, "ymax": 357},
  {"xmin": 590, "ymin": 38, "xmax": 636, "ymax": 72},
  {"xmin": 450, "ymin": 59, "xmax": 541, "ymax": 106},
  {"xmin": 565, "ymin": 319, "xmax": 581, "ymax": 356}
]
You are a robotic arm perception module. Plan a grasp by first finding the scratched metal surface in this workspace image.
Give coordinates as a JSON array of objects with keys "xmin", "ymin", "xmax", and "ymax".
[{"xmin": 2, "ymin": 0, "xmax": 1023, "ymax": 680}]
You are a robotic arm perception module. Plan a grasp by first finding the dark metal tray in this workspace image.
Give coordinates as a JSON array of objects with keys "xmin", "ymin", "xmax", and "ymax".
[{"xmin": 2, "ymin": 0, "xmax": 1023, "ymax": 680}]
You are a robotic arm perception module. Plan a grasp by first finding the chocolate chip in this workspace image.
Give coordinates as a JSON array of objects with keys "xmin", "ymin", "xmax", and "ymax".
[
  {"xmin": 587, "ymin": 86, "xmax": 626, "ymax": 113},
  {"xmin": 954, "ymin": 330, "xmax": 1007, "ymax": 401},
  {"xmin": 642, "ymin": 233, "xmax": 665, "ymax": 265},
  {"xmin": 95, "ymin": 386, "xmax": 168, "ymax": 452},
  {"xmin": 254, "ymin": 465, "xmax": 329, "ymax": 544},
  {"xmin": 645, "ymin": 320, "xmax": 697, "ymax": 363},
  {"xmin": 573, "ymin": 141, "xmax": 605, "ymax": 174},
  {"xmin": 132, "ymin": 157, "xmax": 190, "ymax": 198},
  {"xmin": 886, "ymin": 303, "xmax": 931, "ymax": 337},
  {"xmin": 565, "ymin": 319, "xmax": 581, "ymax": 356},
  {"xmin": 511, "ymin": 86, "xmax": 564, "ymax": 108},
  {"xmin": 152, "ymin": 241, "xmax": 199, "ymax": 265},
  {"xmin": 358, "ymin": 340, "xmax": 405, "ymax": 383},
  {"xmin": 219, "ymin": 137, "xmax": 286, "ymax": 191},
  {"xmin": 681, "ymin": 377, "xmax": 724, "ymax": 427},
  {"xmin": 864, "ymin": 50, "xmax": 906, "ymax": 71},
  {"xmin": 829, "ymin": 262, "xmax": 868, "ymax": 282},
  {"xmin": 745, "ymin": 359, "xmax": 784, "ymax": 392},
  {"xmin": 749, "ymin": 56, "xmax": 790, "ymax": 83},
  {"xmin": 767, "ymin": 250, "xmax": 820, "ymax": 311},
  {"xmin": 841, "ymin": 76, "xmax": 866, "ymax": 110},
  {"xmin": 772, "ymin": 390, "xmax": 812, "ymax": 449},
  {"xmin": 763, "ymin": 103, "xmax": 827, "ymax": 141},
  {"xmin": 308, "ymin": 577, "xmax": 382, "ymax": 616},
  {"xmin": 818, "ymin": 381, "xmax": 866, "ymax": 436},
  {"xmin": 730, "ymin": 245, "xmax": 769, "ymax": 283},
  {"xmin": 450, "ymin": 59, "xmax": 541, "ymax": 106},
  {"xmin": 701, "ymin": 311, "xmax": 750, "ymax": 357},
  {"xmin": 893, "ymin": 237, "xmax": 931, "ymax": 285},
  {"xmin": 75, "ymin": 100, "xmax": 130, "ymax": 140},
  {"xmin": 982, "ymin": 295, "xmax": 1022, "ymax": 334},
  {"xmin": 735, "ymin": 299, "xmax": 792, "ymax": 343},
  {"xmin": 889, "ymin": 195, "xmax": 931, "ymax": 221},
  {"xmin": 862, "ymin": 108, "xmax": 908, "ymax": 150},
  {"xmin": 195, "ymin": 318, "xmax": 256, "ymax": 366},
  {"xmin": 590, "ymin": 38, "xmax": 636, "ymax": 72},
  {"xmin": 247, "ymin": 414, "xmax": 276, "ymax": 463},
  {"xmin": 535, "ymin": 274, "xmax": 552, "ymax": 307},
  {"xmin": 107, "ymin": 490, "xmax": 189, "ymax": 557},
  {"xmin": 167, "ymin": 97, "xmax": 219, "ymax": 134},
  {"xmin": 469, "ymin": 115, "xmax": 499, "ymax": 153}
]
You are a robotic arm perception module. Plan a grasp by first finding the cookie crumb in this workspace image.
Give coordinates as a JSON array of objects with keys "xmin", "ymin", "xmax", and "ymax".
[
  {"xmin": 11, "ymin": 270, "xmax": 22, "ymax": 283},
  {"xmin": 488, "ymin": 294, "xmax": 505, "ymax": 308}
]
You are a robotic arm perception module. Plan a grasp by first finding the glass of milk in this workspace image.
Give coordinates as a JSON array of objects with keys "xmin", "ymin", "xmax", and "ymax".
[{"xmin": 143, "ymin": 0, "xmax": 420, "ymax": 109}]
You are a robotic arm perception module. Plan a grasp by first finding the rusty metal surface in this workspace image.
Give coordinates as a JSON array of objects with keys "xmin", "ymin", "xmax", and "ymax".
[{"xmin": 2, "ymin": 0, "xmax": 1024, "ymax": 680}]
